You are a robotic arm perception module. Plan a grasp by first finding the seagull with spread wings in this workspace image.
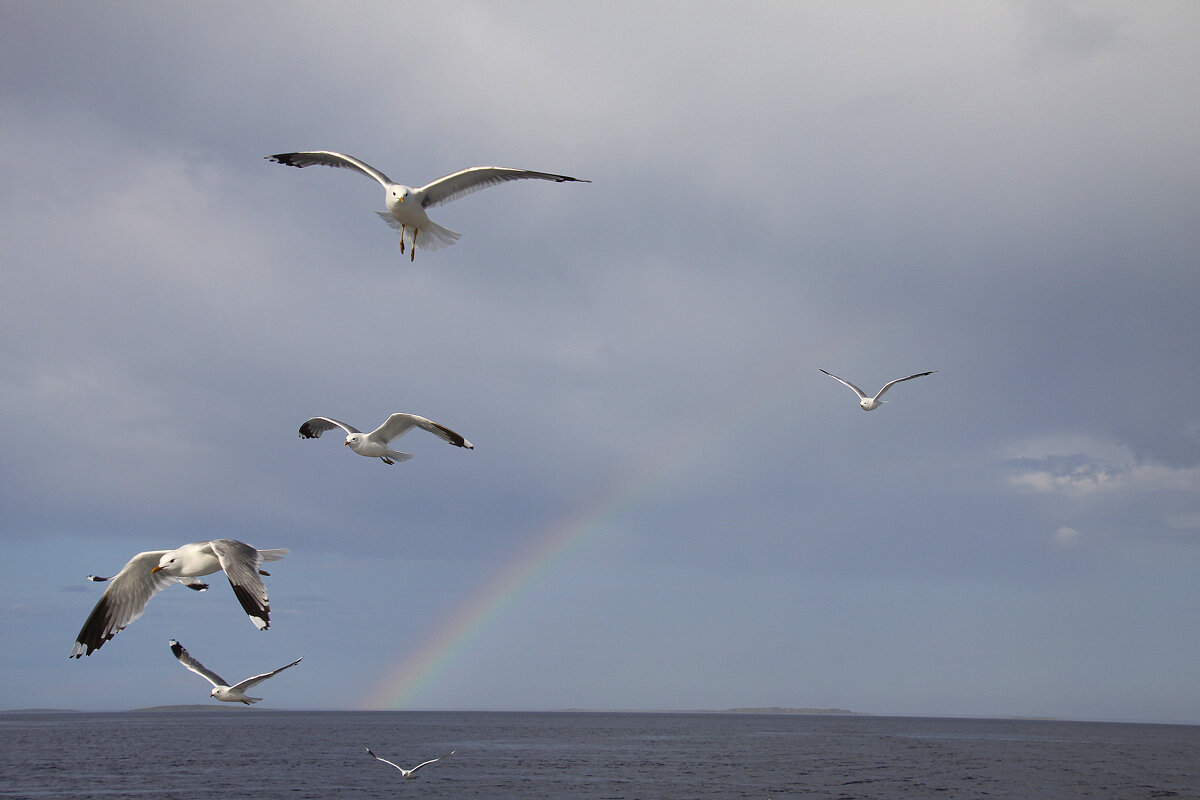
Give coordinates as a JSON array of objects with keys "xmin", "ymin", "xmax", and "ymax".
[
  {"xmin": 299, "ymin": 412, "xmax": 473, "ymax": 465},
  {"xmin": 266, "ymin": 151, "xmax": 589, "ymax": 260},
  {"xmin": 365, "ymin": 746, "xmax": 455, "ymax": 779},
  {"xmin": 819, "ymin": 368, "xmax": 937, "ymax": 411},
  {"xmin": 168, "ymin": 639, "xmax": 300, "ymax": 704},
  {"xmin": 70, "ymin": 540, "xmax": 287, "ymax": 658}
]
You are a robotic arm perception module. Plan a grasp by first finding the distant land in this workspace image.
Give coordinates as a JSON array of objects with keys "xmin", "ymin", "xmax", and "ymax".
[
  {"xmin": 720, "ymin": 707, "xmax": 860, "ymax": 715},
  {"xmin": 5, "ymin": 705, "xmax": 863, "ymax": 715}
]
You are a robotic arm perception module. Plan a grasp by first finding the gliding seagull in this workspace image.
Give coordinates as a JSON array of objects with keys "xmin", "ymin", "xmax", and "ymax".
[
  {"xmin": 819, "ymin": 368, "xmax": 937, "ymax": 411},
  {"xmin": 169, "ymin": 639, "xmax": 301, "ymax": 704},
  {"xmin": 365, "ymin": 746, "xmax": 455, "ymax": 779},
  {"xmin": 299, "ymin": 413, "xmax": 473, "ymax": 465},
  {"xmin": 266, "ymin": 151, "xmax": 590, "ymax": 260},
  {"xmin": 70, "ymin": 540, "xmax": 287, "ymax": 657}
]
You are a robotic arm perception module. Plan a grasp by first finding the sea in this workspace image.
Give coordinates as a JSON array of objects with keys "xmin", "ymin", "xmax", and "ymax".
[{"xmin": 0, "ymin": 710, "xmax": 1197, "ymax": 799}]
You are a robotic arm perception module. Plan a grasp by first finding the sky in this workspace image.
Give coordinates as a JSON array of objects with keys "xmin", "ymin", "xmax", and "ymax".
[{"xmin": 1, "ymin": 1, "xmax": 1198, "ymax": 724}]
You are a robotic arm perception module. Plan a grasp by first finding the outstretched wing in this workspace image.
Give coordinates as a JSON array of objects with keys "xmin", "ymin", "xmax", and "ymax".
[
  {"xmin": 818, "ymin": 369, "xmax": 868, "ymax": 400},
  {"xmin": 365, "ymin": 746, "xmax": 406, "ymax": 773},
  {"xmin": 408, "ymin": 750, "xmax": 455, "ymax": 773},
  {"xmin": 874, "ymin": 370, "xmax": 937, "ymax": 400},
  {"xmin": 71, "ymin": 550, "xmax": 172, "ymax": 658},
  {"xmin": 299, "ymin": 417, "xmax": 360, "ymax": 439},
  {"xmin": 266, "ymin": 151, "xmax": 393, "ymax": 188},
  {"xmin": 169, "ymin": 639, "xmax": 228, "ymax": 688},
  {"xmin": 210, "ymin": 540, "xmax": 272, "ymax": 630},
  {"xmin": 416, "ymin": 166, "xmax": 589, "ymax": 209},
  {"xmin": 229, "ymin": 657, "xmax": 302, "ymax": 692},
  {"xmin": 370, "ymin": 413, "xmax": 473, "ymax": 449}
]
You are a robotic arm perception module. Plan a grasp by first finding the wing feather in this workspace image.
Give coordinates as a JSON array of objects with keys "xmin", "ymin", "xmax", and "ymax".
[
  {"xmin": 874, "ymin": 370, "xmax": 937, "ymax": 400},
  {"xmin": 416, "ymin": 166, "xmax": 589, "ymax": 209},
  {"xmin": 371, "ymin": 413, "xmax": 473, "ymax": 449},
  {"xmin": 229, "ymin": 657, "xmax": 303, "ymax": 692},
  {"xmin": 299, "ymin": 417, "xmax": 360, "ymax": 439},
  {"xmin": 266, "ymin": 151, "xmax": 393, "ymax": 188},
  {"xmin": 169, "ymin": 639, "xmax": 228, "ymax": 688},
  {"xmin": 818, "ymin": 369, "xmax": 868, "ymax": 400},
  {"xmin": 210, "ymin": 540, "xmax": 272, "ymax": 630},
  {"xmin": 365, "ymin": 747, "xmax": 406, "ymax": 772},
  {"xmin": 70, "ymin": 551, "xmax": 172, "ymax": 658}
]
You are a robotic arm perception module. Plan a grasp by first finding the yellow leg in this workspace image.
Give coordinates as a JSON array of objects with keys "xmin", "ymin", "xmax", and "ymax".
[
  {"xmin": 411, "ymin": 228, "xmax": 418, "ymax": 261},
  {"xmin": 399, "ymin": 225, "xmax": 406, "ymax": 253}
]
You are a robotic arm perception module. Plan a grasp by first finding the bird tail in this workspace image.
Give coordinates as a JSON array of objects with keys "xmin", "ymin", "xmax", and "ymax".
[
  {"xmin": 415, "ymin": 221, "xmax": 461, "ymax": 251},
  {"xmin": 384, "ymin": 450, "xmax": 415, "ymax": 463},
  {"xmin": 374, "ymin": 213, "xmax": 460, "ymax": 251},
  {"xmin": 258, "ymin": 549, "xmax": 289, "ymax": 563},
  {"xmin": 242, "ymin": 697, "xmax": 262, "ymax": 705}
]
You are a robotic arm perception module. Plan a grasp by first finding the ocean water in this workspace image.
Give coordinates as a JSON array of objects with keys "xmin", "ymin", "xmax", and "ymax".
[{"xmin": 0, "ymin": 710, "xmax": 1196, "ymax": 799}]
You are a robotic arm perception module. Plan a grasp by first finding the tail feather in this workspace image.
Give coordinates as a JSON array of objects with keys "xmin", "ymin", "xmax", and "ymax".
[
  {"xmin": 375, "ymin": 213, "xmax": 460, "ymax": 251},
  {"xmin": 384, "ymin": 450, "xmax": 414, "ymax": 463},
  {"xmin": 258, "ymin": 549, "xmax": 288, "ymax": 563}
]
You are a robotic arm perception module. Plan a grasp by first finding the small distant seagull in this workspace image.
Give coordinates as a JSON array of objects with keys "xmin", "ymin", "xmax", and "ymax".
[
  {"xmin": 819, "ymin": 368, "xmax": 937, "ymax": 411},
  {"xmin": 299, "ymin": 413, "xmax": 473, "ymax": 465},
  {"xmin": 365, "ymin": 746, "xmax": 455, "ymax": 779},
  {"xmin": 168, "ymin": 639, "xmax": 301, "ymax": 704},
  {"xmin": 70, "ymin": 540, "xmax": 287, "ymax": 658},
  {"xmin": 266, "ymin": 151, "xmax": 590, "ymax": 260}
]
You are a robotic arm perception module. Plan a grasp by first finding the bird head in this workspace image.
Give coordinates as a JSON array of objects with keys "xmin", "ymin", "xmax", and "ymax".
[
  {"xmin": 345, "ymin": 433, "xmax": 362, "ymax": 447},
  {"xmin": 151, "ymin": 555, "xmax": 177, "ymax": 574}
]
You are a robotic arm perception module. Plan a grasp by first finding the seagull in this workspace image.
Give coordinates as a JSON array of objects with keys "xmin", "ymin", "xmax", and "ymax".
[
  {"xmin": 819, "ymin": 368, "xmax": 937, "ymax": 411},
  {"xmin": 168, "ymin": 639, "xmax": 301, "ymax": 704},
  {"xmin": 70, "ymin": 540, "xmax": 287, "ymax": 658},
  {"xmin": 299, "ymin": 413, "xmax": 474, "ymax": 465},
  {"xmin": 266, "ymin": 151, "xmax": 590, "ymax": 260},
  {"xmin": 365, "ymin": 746, "xmax": 455, "ymax": 779}
]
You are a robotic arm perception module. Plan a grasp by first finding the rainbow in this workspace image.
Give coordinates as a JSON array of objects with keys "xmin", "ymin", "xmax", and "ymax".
[
  {"xmin": 355, "ymin": 350, "xmax": 845, "ymax": 710},
  {"xmin": 356, "ymin": 436, "xmax": 684, "ymax": 710}
]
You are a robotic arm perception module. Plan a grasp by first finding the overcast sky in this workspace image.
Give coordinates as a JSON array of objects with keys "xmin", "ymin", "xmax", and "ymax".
[{"xmin": 2, "ymin": 1, "xmax": 1198, "ymax": 723}]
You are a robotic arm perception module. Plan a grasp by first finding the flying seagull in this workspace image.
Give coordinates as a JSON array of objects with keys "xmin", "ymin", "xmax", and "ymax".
[
  {"xmin": 168, "ymin": 639, "xmax": 301, "ymax": 704},
  {"xmin": 266, "ymin": 151, "xmax": 590, "ymax": 260},
  {"xmin": 299, "ymin": 413, "xmax": 473, "ymax": 465},
  {"xmin": 819, "ymin": 368, "xmax": 937, "ymax": 411},
  {"xmin": 70, "ymin": 540, "xmax": 287, "ymax": 658},
  {"xmin": 365, "ymin": 746, "xmax": 455, "ymax": 779}
]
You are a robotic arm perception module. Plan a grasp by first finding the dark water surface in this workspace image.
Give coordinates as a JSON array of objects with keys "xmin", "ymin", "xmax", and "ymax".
[{"xmin": 1, "ymin": 710, "xmax": 1197, "ymax": 799}]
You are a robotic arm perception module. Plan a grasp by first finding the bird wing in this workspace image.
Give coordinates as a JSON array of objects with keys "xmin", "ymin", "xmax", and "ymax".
[
  {"xmin": 818, "ymin": 369, "xmax": 868, "ymax": 400},
  {"xmin": 873, "ymin": 370, "xmax": 937, "ymax": 400},
  {"xmin": 409, "ymin": 751, "xmax": 455, "ymax": 773},
  {"xmin": 266, "ymin": 151, "xmax": 393, "ymax": 188},
  {"xmin": 299, "ymin": 417, "xmax": 360, "ymax": 439},
  {"xmin": 71, "ymin": 550, "xmax": 174, "ymax": 658},
  {"xmin": 365, "ymin": 747, "xmax": 407, "ymax": 773},
  {"xmin": 416, "ymin": 166, "xmax": 589, "ymax": 209},
  {"xmin": 370, "ymin": 413, "xmax": 473, "ymax": 449},
  {"xmin": 229, "ymin": 657, "xmax": 303, "ymax": 692},
  {"xmin": 169, "ymin": 639, "xmax": 228, "ymax": 688},
  {"xmin": 210, "ymin": 540, "xmax": 272, "ymax": 630}
]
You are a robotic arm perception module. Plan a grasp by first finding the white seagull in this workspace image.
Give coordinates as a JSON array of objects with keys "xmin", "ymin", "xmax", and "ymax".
[
  {"xmin": 819, "ymin": 368, "xmax": 937, "ymax": 411},
  {"xmin": 266, "ymin": 151, "xmax": 590, "ymax": 260},
  {"xmin": 70, "ymin": 540, "xmax": 287, "ymax": 658},
  {"xmin": 169, "ymin": 639, "xmax": 301, "ymax": 704},
  {"xmin": 299, "ymin": 413, "xmax": 473, "ymax": 465},
  {"xmin": 365, "ymin": 746, "xmax": 455, "ymax": 779}
]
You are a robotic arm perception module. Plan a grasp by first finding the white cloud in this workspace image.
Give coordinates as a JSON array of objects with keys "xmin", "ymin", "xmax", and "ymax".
[
  {"xmin": 1002, "ymin": 434, "xmax": 1200, "ymax": 496},
  {"xmin": 1052, "ymin": 526, "xmax": 1083, "ymax": 548}
]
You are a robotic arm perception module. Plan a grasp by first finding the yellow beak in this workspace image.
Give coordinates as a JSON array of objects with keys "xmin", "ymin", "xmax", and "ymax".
[{"xmin": 151, "ymin": 565, "xmax": 163, "ymax": 573}]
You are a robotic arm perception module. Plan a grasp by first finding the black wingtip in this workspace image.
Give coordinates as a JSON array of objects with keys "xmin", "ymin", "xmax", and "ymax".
[{"xmin": 266, "ymin": 153, "xmax": 305, "ymax": 168}]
